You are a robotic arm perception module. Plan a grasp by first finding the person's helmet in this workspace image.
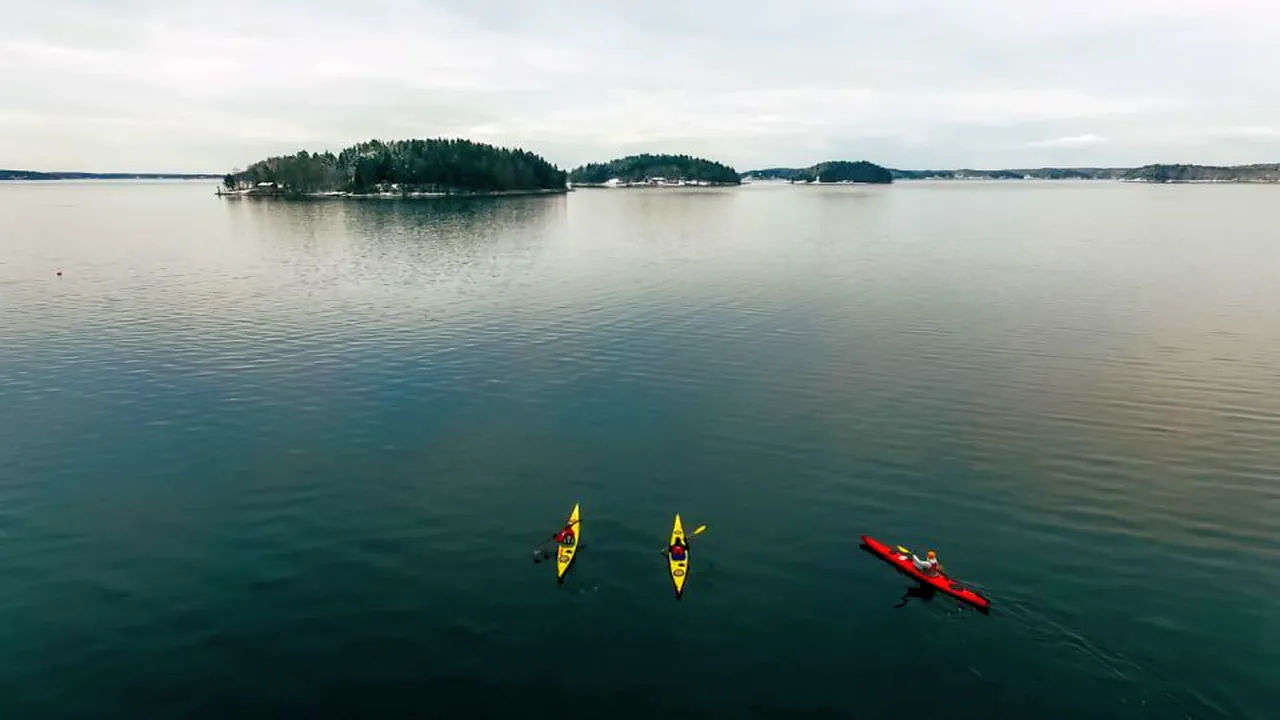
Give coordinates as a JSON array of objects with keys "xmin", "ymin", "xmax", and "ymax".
[{"xmin": 927, "ymin": 550, "xmax": 937, "ymax": 560}]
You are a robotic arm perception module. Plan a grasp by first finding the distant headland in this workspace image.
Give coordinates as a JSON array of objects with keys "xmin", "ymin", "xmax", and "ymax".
[
  {"xmin": 218, "ymin": 138, "xmax": 567, "ymax": 198},
  {"xmin": 743, "ymin": 161, "xmax": 893, "ymax": 184},
  {"xmin": 883, "ymin": 164, "xmax": 1280, "ymax": 183},
  {"xmin": 0, "ymin": 170, "xmax": 220, "ymax": 181},
  {"xmin": 1121, "ymin": 164, "xmax": 1280, "ymax": 183},
  {"xmin": 568, "ymin": 154, "xmax": 740, "ymax": 187},
  {"xmin": 747, "ymin": 163, "xmax": 1280, "ymax": 184}
]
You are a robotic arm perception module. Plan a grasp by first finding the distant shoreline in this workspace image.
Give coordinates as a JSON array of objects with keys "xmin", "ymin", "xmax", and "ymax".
[
  {"xmin": 893, "ymin": 177, "xmax": 1280, "ymax": 184},
  {"xmin": 0, "ymin": 171, "xmax": 219, "ymax": 181},
  {"xmin": 569, "ymin": 181, "xmax": 737, "ymax": 189},
  {"xmin": 214, "ymin": 187, "xmax": 569, "ymax": 199},
  {"xmin": 8, "ymin": 163, "xmax": 1280, "ymax": 187},
  {"xmin": 5, "ymin": 175, "xmax": 1274, "ymax": 189}
]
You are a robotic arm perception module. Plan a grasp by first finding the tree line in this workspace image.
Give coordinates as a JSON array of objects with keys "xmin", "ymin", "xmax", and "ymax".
[
  {"xmin": 1, "ymin": 170, "xmax": 218, "ymax": 180},
  {"xmin": 1123, "ymin": 164, "xmax": 1280, "ymax": 183},
  {"xmin": 568, "ymin": 154, "xmax": 741, "ymax": 184},
  {"xmin": 745, "ymin": 160, "xmax": 893, "ymax": 184},
  {"xmin": 224, "ymin": 139, "xmax": 567, "ymax": 195},
  {"xmin": 888, "ymin": 167, "xmax": 1126, "ymax": 180}
]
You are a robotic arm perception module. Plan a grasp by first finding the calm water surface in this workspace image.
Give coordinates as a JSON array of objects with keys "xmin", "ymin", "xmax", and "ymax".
[{"xmin": 1, "ymin": 180, "xmax": 1278, "ymax": 718}]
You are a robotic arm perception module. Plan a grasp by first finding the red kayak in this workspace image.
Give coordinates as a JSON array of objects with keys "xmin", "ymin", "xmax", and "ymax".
[{"xmin": 860, "ymin": 535, "xmax": 990, "ymax": 613}]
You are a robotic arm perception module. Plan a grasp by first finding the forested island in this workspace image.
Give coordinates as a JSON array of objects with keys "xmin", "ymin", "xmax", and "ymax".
[
  {"xmin": 1, "ymin": 170, "xmax": 219, "ymax": 180},
  {"xmin": 744, "ymin": 160, "xmax": 893, "ymax": 184},
  {"xmin": 221, "ymin": 138, "xmax": 567, "ymax": 197},
  {"xmin": 568, "ymin": 154, "xmax": 740, "ymax": 187}
]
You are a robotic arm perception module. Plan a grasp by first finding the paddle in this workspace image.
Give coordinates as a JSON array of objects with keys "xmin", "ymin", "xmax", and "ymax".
[
  {"xmin": 661, "ymin": 525, "xmax": 707, "ymax": 555},
  {"xmin": 534, "ymin": 545, "xmax": 587, "ymax": 563}
]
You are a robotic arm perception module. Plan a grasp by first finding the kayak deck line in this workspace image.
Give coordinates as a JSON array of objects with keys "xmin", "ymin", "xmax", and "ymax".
[{"xmin": 859, "ymin": 534, "xmax": 990, "ymax": 613}]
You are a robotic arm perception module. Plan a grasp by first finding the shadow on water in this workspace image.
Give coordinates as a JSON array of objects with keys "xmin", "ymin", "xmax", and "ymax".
[
  {"xmin": 892, "ymin": 583, "xmax": 936, "ymax": 609},
  {"xmin": 226, "ymin": 193, "xmax": 567, "ymax": 254},
  {"xmin": 344, "ymin": 194, "xmax": 567, "ymax": 230},
  {"xmin": 221, "ymin": 194, "xmax": 571, "ymax": 292}
]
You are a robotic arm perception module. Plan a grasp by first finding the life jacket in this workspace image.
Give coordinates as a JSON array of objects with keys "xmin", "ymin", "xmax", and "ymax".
[{"xmin": 911, "ymin": 555, "xmax": 938, "ymax": 573}]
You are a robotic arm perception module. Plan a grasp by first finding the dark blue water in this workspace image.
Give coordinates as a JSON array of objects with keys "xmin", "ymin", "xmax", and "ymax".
[{"xmin": 1, "ymin": 180, "xmax": 1277, "ymax": 718}]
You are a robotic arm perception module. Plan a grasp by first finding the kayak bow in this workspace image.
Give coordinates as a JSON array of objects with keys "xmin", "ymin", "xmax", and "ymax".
[
  {"xmin": 556, "ymin": 504, "xmax": 581, "ymax": 582},
  {"xmin": 669, "ymin": 514, "xmax": 689, "ymax": 598},
  {"xmin": 859, "ymin": 535, "xmax": 990, "ymax": 612}
]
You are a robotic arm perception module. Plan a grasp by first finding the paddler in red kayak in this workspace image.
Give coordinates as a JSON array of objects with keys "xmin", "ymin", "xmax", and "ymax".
[
  {"xmin": 897, "ymin": 547, "xmax": 942, "ymax": 576},
  {"xmin": 912, "ymin": 550, "xmax": 942, "ymax": 576}
]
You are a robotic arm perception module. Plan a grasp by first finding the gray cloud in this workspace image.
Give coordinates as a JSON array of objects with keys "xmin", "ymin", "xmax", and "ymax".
[{"xmin": 2, "ymin": 0, "xmax": 1278, "ymax": 171}]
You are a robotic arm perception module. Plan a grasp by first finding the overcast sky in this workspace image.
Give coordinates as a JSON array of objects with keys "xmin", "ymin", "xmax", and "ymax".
[{"xmin": 2, "ymin": 0, "xmax": 1278, "ymax": 172}]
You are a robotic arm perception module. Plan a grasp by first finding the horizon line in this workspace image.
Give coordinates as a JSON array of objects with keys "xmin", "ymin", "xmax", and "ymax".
[{"xmin": 5, "ymin": 159, "xmax": 1277, "ymax": 179}]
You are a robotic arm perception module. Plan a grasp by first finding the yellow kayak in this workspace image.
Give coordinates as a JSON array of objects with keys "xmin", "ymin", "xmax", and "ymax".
[
  {"xmin": 668, "ymin": 513, "xmax": 689, "ymax": 598},
  {"xmin": 556, "ymin": 503, "xmax": 581, "ymax": 582}
]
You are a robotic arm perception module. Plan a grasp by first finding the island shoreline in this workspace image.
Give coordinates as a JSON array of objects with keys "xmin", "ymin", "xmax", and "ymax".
[{"xmin": 215, "ymin": 187, "xmax": 569, "ymax": 200}]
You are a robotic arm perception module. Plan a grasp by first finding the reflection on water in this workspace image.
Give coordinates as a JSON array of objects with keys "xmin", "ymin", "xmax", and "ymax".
[{"xmin": 0, "ymin": 180, "xmax": 1277, "ymax": 718}]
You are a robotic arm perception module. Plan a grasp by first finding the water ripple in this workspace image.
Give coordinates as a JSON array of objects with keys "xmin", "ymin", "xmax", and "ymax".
[{"xmin": 0, "ymin": 181, "xmax": 1276, "ymax": 718}]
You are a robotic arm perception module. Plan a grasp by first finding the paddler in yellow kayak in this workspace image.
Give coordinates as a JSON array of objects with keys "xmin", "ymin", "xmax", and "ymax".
[
  {"xmin": 668, "ymin": 536, "xmax": 688, "ymax": 560},
  {"xmin": 554, "ymin": 522, "xmax": 577, "ymax": 548}
]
